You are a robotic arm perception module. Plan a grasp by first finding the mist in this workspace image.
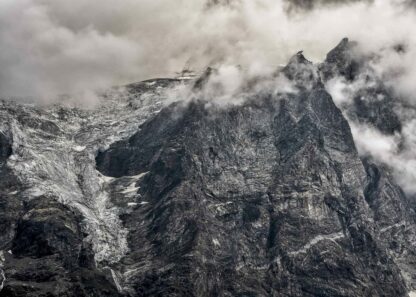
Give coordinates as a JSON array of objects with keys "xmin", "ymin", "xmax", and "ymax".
[
  {"xmin": 0, "ymin": 0, "xmax": 415, "ymax": 104},
  {"xmin": 3, "ymin": 0, "xmax": 416, "ymax": 192},
  {"xmin": 325, "ymin": 61, "xmax": 416, "ymax": 195}
]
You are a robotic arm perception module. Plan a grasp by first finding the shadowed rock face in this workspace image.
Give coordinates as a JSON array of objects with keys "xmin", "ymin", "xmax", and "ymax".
[
  {"xmin": 95, "ymin": 54, "xmax": 410, "ymax": 296},
  {"xmin": 1, "ymin": 197, "xmax": 121, "ymax": 297},
  {"xmin": 1, "ymin": 40, "xmax": 416, "ymax": 297},
  {"xmin": 0, "ymin": 131, "xmax": 12, "ymax": 164},
  {"xmin": 0, "ymin": 126, "xmax": 121, "ymax": 296},
  {"xmin": 0, "ymin": 80, "xmax": 173, "ymax": 296},
  {"xmin": 320, "ymin": 38, "xmax": 403, "ymax": 135}
]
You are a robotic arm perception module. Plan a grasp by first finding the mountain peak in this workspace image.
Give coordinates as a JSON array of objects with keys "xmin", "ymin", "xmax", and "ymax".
[
  {"xmin": 321, "ymin": 37, "xmax": 360, "ymax": 81},
  {"xmin": 1, "ymin": 38, "xmax": 416, "ymax": 297}
]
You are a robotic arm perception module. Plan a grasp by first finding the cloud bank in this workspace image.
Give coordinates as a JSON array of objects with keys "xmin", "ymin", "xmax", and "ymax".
[
  {"xmin": 0, "ymin": 0, "xmax": 415, "ymax": 104},
  {"xmin": 325, "ymin": 66, "xmax": 416, "ymax": 194},
  {"xmin": 2, "ymin": 0, "xmax": 416, "ymax": 194}
]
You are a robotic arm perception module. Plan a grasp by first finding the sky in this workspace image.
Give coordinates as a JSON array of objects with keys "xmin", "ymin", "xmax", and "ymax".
[
  {"xmin": 2, "ymin": 0, "xmax": 416, "ymax": 193},
  {"xmin": 0, "ymin": 0, "xmax": 415, "ymax": 101}
]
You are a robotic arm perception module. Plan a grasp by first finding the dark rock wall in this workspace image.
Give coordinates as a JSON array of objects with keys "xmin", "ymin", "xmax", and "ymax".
[
  {"xmin": 1, "ymin": 39, "xmax": 416, "ymax": 296},
  {"xmin": 0, "ymin": 124, "xmax": 121, "ymax": 297},
  {"xmin": 96, "ymin": 54, "xmax": 410, "ymax": 296}
]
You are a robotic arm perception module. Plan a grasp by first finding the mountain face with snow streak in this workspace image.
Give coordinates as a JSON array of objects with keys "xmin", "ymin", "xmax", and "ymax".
[{"xmin": 1, "ymin": 40, "xmax": 416, "ymax": 297}]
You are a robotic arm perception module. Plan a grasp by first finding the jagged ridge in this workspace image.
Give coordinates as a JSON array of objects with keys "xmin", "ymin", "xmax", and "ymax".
[{"xmin": 0, "ymin": 40, "xmax": 415, "ymax": 297}]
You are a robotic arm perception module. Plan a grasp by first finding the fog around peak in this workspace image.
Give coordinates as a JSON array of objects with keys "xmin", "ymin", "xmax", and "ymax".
[{"xmin": 0, "ymin": 0, "xmax": 415, "ymax": 105}]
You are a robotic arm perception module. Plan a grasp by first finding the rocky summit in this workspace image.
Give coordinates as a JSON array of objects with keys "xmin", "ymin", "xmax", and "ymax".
[{"xmin": 1, "ymin": 39, "xmax": 416, "ymax": 297}]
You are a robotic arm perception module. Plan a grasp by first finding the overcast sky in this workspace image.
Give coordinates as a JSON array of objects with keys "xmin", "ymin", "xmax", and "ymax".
[{"xmin": 0, "ymin": 0, "xmax": 414, "ymax": 101}]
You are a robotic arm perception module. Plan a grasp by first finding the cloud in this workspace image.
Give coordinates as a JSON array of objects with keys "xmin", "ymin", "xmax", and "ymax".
[
  {"xmin": 0, "ymin": 0, "xmax": 416, "ymax": 106},
  {"xmin": 350, "ymin": 123, "xmax": 399, "ymax": 161},
  {"xmin": 350, "ymin": 122, "xmax": 416, "ymax": 194},
  {"xmin": 2, "ymin": 0, "xmax": 416, "ymax": 194},
  {"xmin": 325, "ymin": 54, "xmax": 416, "ymax": 194}
]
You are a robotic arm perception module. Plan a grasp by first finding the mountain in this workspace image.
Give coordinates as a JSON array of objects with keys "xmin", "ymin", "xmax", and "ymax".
[{"xmin": 1, "ymin": 39, "xmax": 416, "ymax": 297}]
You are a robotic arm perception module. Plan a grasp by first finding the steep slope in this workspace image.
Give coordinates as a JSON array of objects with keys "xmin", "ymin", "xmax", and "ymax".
[
  {"xmin": 0, "ymin": 41, "xmax": 415, "ymax": 297},
  {"xmin": 96, "ymin": 53, "xmax": 411, "ymax": 296},
  {"xmin": 321, "ymin": 38, "xmax": 416, "ymax": 293},
  {"xmin": 0, "ymin": 80, "xmax": 181, "ymax": 296}
]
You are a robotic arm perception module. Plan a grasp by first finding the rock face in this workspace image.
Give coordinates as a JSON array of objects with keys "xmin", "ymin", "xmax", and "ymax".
[
  {"xmin": 320, "ymin": 38, "xmax": 403, "ymax": 135},
  {"xmin": 1, "ymin": 41, "xmax": 416, "ymax": 296},
  {"xmin": 1, "ymin": 196, "xmax": 121, "ymax": 297},
  {"xmin": 321, "ymin": 39, "xmax": 416, "ymax": 293},
  {"xmin": 0, "ymin": 81, "xmax": 169, "ymax": 297}
]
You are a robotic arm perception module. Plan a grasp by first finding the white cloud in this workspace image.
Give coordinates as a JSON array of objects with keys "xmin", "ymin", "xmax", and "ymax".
[
  {"xmin": 350, "ymin": 124, "xmax": 399, "ymax": 161},
  {"xmin": 3, "ymin": 0, "xmax": 416, "ymax": 195},
  {"xmin": 340, "ymin": 107, "xmax": 416, "ymax": 194},
  {"xmin": 1, "ymin": 0, "xmax": 416, "ymax": 105}
]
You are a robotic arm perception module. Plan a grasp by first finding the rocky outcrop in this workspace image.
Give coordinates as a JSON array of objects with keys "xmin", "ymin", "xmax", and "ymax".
[
  {"xmin": 1, "ymin": 41, "xmax": 416, "ymax": 296},
  {"xmin": 321, "ymin": 38, "xmax": 416, "ymax": 293},
  {"xmin": 1, "ymin": 196, "xmax": 121, "ymax": 297},
  {"xmin": 96, "ymin": 53, "xmax": 411, "ymax": 296},
  {"xmin": 0, "ymin": 118, "xmax": 122, "ymax": 296},
  {"xmin": 0, "ymin": 83, "xmax": 168, "ymax": 297},
  {"xmin": 320, "ymin": 38, "xmax": 402, "ymax": 135},
  {"xmin": 0, "ymin": 130, "xmax": 12, "ymax": 164}
]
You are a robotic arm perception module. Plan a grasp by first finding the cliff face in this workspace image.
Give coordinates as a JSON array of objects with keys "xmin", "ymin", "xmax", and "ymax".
[{"xmin": 1, "ymin": 41, "xmax": 416, "ymax": 297}]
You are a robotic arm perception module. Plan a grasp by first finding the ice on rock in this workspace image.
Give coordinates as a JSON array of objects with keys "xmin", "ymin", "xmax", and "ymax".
[
  {"xmin": 73, "ymin": 145, "xmax": 86, "ymax": 152},
  {"xmin": 0, "ymin": 80, "xmax": 176, "ymax": 266}
]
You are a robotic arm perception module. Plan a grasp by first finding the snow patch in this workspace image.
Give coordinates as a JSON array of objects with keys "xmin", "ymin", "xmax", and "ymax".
[
  {"xmin": 0, "ymin": 82, "xmax": 167, "ymax": 273},
  {"xmin": 73, "ymin": 145, "xmax": 86, "ymax": 152},
  {"xmin": 121, "ymin": 183, "xmax": 139, "ymax": 194},
  {"xmin": 100, "ymin": 174, "xmax": 115, "ymax": 183},
  {"xmin": 120, "ymin": 172, "xmax": 148, "ymax": 195}
]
